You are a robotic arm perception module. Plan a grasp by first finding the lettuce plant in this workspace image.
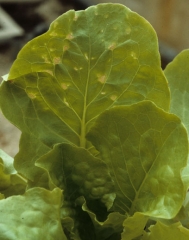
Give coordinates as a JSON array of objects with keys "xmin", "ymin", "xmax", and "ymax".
[{"xmin": 0, "ymin": 3, "xmax": 189, "ymax": 239}]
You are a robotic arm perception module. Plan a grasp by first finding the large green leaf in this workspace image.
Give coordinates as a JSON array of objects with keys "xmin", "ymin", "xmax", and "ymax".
[
  {"xmin": 0, "ymin": 3, "xmax": 169, "ymax": 151},
  {"xmin": 87, "ymin": 101, "xmax": 188, "ymax": 218},
  {"xmin": 142, "ymin": 221, "xmax": 189, "ymax": 240},
  {"xmin": 0, "ymin": 187, "xmax": 66, "ymax": 240},
  {"xmin": 164, "ymin": 49, "xmax": 189, "ymax": 133}
]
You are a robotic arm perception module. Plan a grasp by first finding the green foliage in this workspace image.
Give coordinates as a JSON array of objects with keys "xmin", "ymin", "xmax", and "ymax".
[
  {"xmin": 0, "ymin": 3, "xmax": 189, "ymax": 240},
  {"xmin": 87, "ymin": 101, "xmax": 188, "ymax": 218},
  {"xmin": 0, "ymin": 187, "xmax": 66, "ymax": 240}
]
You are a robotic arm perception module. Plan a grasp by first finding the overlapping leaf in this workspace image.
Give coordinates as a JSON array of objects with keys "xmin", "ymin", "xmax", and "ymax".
[
  {"xmin": 121, "ymin": 212, "xmax": 148, "ymax": 240},
  {"xmin": 76, "ymin": 196, "xmax": 125, "ymax": 240},
  {"xmin": 14, "ymin": 133, "xmax": 51, "ymax": 186},
  {"xmin": 0, "ymin": 3, "xmax": 170, "ymax": 152},
  {"xmin": 36, "ymin": 143, "xmax": 115, "ymax": 209},
  {"xmin": 0, "ymin": 149, "xmax": 17, "ymax": 175},
  {"xmin": 87, "ymin": 101, "xmax": 188, "ymax": 218},
  {"xmin": 0, "ymin": 150, "xmax": 26, "ymax": 198},
  {"xmin": 0, "ymin": 187, "xmax": 66, "ymax": 240},
  {"xmin": 142, "ymin": 221, "xmax": 189, "ymax": 240},
  {"xmin": 164, "ymin": 50, "xmax": 189, "ymax": 191},
  {"xmin": 164, "ymin": 49, "xmax": 189, "ymax": 133}
]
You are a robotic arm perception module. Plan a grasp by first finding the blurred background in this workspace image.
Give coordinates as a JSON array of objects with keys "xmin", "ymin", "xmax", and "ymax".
[{"xmin": 0, "ymin": 0, "xmax": 189, "ymax": 157}]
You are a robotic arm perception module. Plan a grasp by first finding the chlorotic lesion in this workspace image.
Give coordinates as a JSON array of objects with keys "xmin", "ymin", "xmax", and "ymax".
[
  {"xmin": 98, "ymin": 75, "xmax": 107, "ymax": 84},
  {"xmin": 53, "ymin": 57, "xmax": 61, "ymax": 65},
  {"xmin": 42, "ymin": 55, "xmax": 51, "ymax": 64},
  {"xmin": 108, "ymin": 43, "xmax": 116, "ymax": 51},
  {"xmin": 61, "ymin": 83, "xmax": 69, "ymax": 90},
  {"xmin": 63, "ymin": 45, "xmax": 69, "ymax": 52},
  {"xmin": 110, "ymin": 95, "xmax": 117, "ymax": 101},
  {"xmin": 131, "ymin": 51, "xmax": 138, "ymax": 60},
  {"xmin": 44, "ymin": 70, "xmax": 53, "ymax": 76},
  {"xmin": 64, "ymin": 97, "xmax": 69, "ymax": 106},
  {"xmin": 27, "ymin": 92, "xmax": 36, "ymax": 99},
  {"xmin": 66, "ymin": 33, "xmax": 74, "ymax": 40}
]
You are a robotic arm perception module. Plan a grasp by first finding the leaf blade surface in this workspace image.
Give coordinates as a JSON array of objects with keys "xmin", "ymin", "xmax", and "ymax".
[
  {"xmin": 87, "ymin": 101, "xmax": 188, "ymax": 218},
  {"xmin": 0, "ymin": 187, "xmax": 66, "ymax": 240},
  {"xmin": 0, "ymin": 4, "xmax": 170, "ymax": 150}
]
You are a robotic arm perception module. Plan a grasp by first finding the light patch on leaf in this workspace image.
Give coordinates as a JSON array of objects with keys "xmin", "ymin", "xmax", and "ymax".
[
  {"xmin": 131, "ymin": 51, "xmax": 138, "ymax": 59},
  {"xmin": 42, "ymin": 55, "xmax": 51, "ymax": 63},
  {"xmin": 63, "ymin": 45, "xmax": 69, "ymax": 52},
  {"xmin": 110, "ymin": 95, "xmax": 117, "ymax": 101},
  {"xmin": 27, "ymin": 92, "xmax": 36, "ymax": 99},
  {"xmin": 53, "ymin": 57, "xmax": 61, "ymax": 65},
  {"xmin": 74, "ymin": 15, "xmax": 78, "ymax": 21},
  {"xmin": 44, "ymin": 70, "xmax": 53, "ymax": 76},
  {"xmin": 125, "ymin": 26, "xmax": 131, "ymax": 35},
  {"xmin": 50, "ymin": 31, "xmax": 58, "ymax": 37},
  {"xmin": 98, "ymin": 75, "xmax": 107, "ymax": 84},
  {"xmin": 66, "ymin": 33, "xmax": 74, "ymax": 40},
  {"xmin": 61, "ymin": 83, "xmax": 69, "ymax": 90},
  {"xmin": 53, "ymin": 22, "xmax": 59, "ymax": 28},
  {"xmin": 74, "ymin": 66, "xmax": 83, "ymax": 71},
  {"xmin": 108, "ymin": 43, "xmax": 116, "ymax": 51},
  {"xmin": 64, "ymin": 98, "xmax": 69, "ymax": 106},
  {"xmin": 84, "ymin": 53, "xmax": 89, "ymax": 60}
]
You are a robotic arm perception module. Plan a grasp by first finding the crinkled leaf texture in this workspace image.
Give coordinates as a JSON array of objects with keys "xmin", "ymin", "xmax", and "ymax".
[
  {"xmin": 0, "ymin": 3, "xmax": 170, "ymax": 155},
  {"xmin": 36, "ymin": 143, "xmax": 115, "ymax": 209},
  {"xmin": 0, "ymin": 187, "xmax": 66, "ymax": 240},
  {"xmin": 87, "ymin": 101, "xmax": 188, "ymax": 218},
  {"xmin": 142, "ymin": 221, "xmax": 189, "ymax": 240}
]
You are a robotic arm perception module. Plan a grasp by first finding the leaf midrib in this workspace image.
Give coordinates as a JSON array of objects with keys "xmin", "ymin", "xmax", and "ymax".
[{"xmin": 80, "ymin": 14, "xmax": 91, "ymax": 148}]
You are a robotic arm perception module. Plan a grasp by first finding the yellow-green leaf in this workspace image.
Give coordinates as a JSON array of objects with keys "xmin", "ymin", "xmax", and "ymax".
[
  {"xmin": 0, "ymin": 3, "xmax": 170, "ymax": 152},
  {"xmin": 87, "ymin": 101, "xmax": 188, "ymax": 218}
]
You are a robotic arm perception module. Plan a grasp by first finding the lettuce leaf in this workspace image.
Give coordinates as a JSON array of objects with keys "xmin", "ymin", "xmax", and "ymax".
[
  {"xmin": 36, "ymin": 143, "xmax": 115, "ymax": 209},
  {"xmin": 0, "ymin": 187, "xmax": 66, "ymax": 240},
  {"xmin": 87, "ymin": 101, "xmax": 188, "ymax": 218},
  {"xmin": 0, "ymin": 4, "xmax": 170, "ymax": 155},
  {"xmin": 164, "ymin": 50, "xmax": 189, "ymax": 133},
  {"xmin": 0, "ymin": 150, "xmax": 26, "ymax": 198},
  {"xmin": 121, "ymin": 212, "xmax": 148, "ymax": 240},
  {"xmin": 76, "ymin": 196, "xmax": 125, "ymax": 240},
  {"xmin": 142, "ymin": 221, "xmax": 189, "ymax": 240}
]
